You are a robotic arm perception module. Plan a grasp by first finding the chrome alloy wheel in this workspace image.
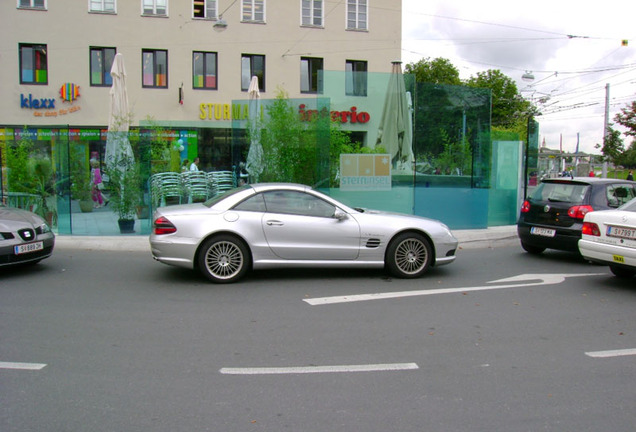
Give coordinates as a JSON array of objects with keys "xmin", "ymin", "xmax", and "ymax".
[
  {"xmin": 394, "ymin": 237, "xmax": 429, "ymax": 275},
  {"xmin": 205, "ymin": 240, "xmax": 244, "ymax": 280}
]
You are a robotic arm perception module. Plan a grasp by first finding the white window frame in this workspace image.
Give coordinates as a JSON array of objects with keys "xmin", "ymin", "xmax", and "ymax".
[
  {"xmin": 241, "ymin": 0, "xmax": 265, "ymax": 22},
  {"xmin": 192, "ymin": 0, "xmax": 216, "ymax": 19},
  {"xmin": 301, "ymin": 0, "xmax": 323, "ymax": 27},
  {"xmin": 300, "ymin": 57, "xmax": 323, "ymax": 94},
  {"xmin": 142, "ymin": 0, "xmax": 168, "ymax": 16},
  {"xmin": 345, "ymin": 59, "xmax": 367, "ymax": 96},
  {"xmin": 89, "ymin": 0, "xmax": 116, "ymax": 13},
  {"xmin": 346, "ymin": 0, "xmax": 367, "ymax": 31},
  {"xmin": 17, "ymin": 0, "xmax": 47, "ymax": 9}
]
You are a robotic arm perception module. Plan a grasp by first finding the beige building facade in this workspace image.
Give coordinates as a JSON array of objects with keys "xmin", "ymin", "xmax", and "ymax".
[{"xmin": 1, "ymin": 0, "xmax": 402, "ymax": 144}]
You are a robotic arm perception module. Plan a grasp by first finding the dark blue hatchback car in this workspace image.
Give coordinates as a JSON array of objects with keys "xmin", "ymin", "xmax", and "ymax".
[{"xmin": 517, "ymin": 177, "xmax": 636, "ymax": 254}]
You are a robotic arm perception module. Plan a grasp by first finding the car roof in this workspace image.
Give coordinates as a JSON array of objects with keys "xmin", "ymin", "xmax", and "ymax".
[
  {"xmin": 542, "ymin": 177, "xmax": 635, "ymax": 185},
  {"xmin": 249, "ymin": 183, "xmax": 313, "ymax": 193}
]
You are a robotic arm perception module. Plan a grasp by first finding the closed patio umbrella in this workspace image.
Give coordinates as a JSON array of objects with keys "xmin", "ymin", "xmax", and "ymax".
[
  {"xmin": 105, "ymin": 53, "xmax": 134, "ymax": 172},
  {"xmin": 245, "ymin": 76, "xmax": 263, "ymax": 183},
  {"xmin": 376, "ymin": 61, "xmax": 413, "ymax": 172}
]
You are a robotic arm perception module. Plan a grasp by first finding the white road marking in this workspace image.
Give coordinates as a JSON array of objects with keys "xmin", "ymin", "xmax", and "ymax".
[
  {"xmin": 585, "ymin": 349, "xmax": 636, "ymax": 358},
  {"xmin": 304, "ymin": 273, "xmax": 604, "ymax": 305},
  {"xmin": 219, "ymin": 363, "xmax": 419, "ymax": 375},
  {"xmin": 0, "ymin": 362, "xmax": 47, "ymax": 370}
]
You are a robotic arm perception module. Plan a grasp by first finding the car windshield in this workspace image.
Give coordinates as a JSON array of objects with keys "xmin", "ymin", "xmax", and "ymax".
[
  {"xmin": 530, "ymin": 182, "xmax": 589, "ymax": 204},
  {"xmin": 619, "ymin": 197, "xmax": 636, "ymax": 212},
  {"xmin": 203, "ymin": 185, "xmax": 251, "ymax": 208}
]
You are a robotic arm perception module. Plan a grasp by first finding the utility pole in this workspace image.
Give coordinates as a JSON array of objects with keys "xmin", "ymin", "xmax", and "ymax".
[{"xmin": 602, "ymin": 83, "xmax": 610, "ymax": 177}]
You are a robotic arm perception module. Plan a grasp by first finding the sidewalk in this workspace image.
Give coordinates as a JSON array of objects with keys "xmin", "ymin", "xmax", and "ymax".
[{"xmin": 54, "ymin": 225, "xmax": 519, "ymax": 252}]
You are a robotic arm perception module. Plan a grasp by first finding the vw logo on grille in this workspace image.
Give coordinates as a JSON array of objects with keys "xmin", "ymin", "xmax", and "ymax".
[{"xmin": 543, "ymin": 205, "xmax": 551, "ymax": 212}]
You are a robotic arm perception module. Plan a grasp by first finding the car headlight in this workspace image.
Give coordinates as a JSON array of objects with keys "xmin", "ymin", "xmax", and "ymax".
[{"xmin": 36, "ymin": 223, "xmax": 52, "ymax": 234}]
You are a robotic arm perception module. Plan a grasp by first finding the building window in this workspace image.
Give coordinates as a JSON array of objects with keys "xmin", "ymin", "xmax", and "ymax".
[
  {"xmin": 142, "ymin": 0, "xmax": 167, "ymax": 16},
  {"xmin": 193, "ymin": 0, "xmax": 216, "ymax": 18},
  {"xmin": 301, "ymin": 0, "xmax": 322, "ymax": 27},
  {"xmin": 18, "ymin": 0, "xmax": 46, "ymax": 9},
  {"xmin": 346, "ymin": 0, "xmax": 367, "ymax": 30},
  {"xmin": 89, "ymin": 0, "xmax": 116, "ymax": 12},
  {"xmin": 345, "ymin": 60, "xmax": 367, "ymax": 96},
  {"xmin": 193, "ymin": 51, "xmax": 217, "ymax": 89},
  {"xmin": 19, "ymin": 43, "xmax": 48, "ymax": 85},
  {"xmin": 242, "ymin": 0, "xmax": 264, "ymax": 22},
  {"xmin": 90, "ymin": 47, "xmax": 116, "ymax": 86},
  {"xmin": 142, "ymin": 49, "xmax": 168, "ymax": 88},
  {"xmin": 300, "ymin": 57, "xmax": 323, "ymax": 94},
  {"xmin": 241, "ymin": 54, "xmax": 265, "ymax": 91}
]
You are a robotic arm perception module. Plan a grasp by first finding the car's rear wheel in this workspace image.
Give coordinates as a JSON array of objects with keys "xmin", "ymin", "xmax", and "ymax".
[
  {"xmin": 520, "ymin": 241, "xmax": 545, "ymax": 254},
  {"xmin": 386, "ymin": 232, "xmax": 432, "ymax": 278},
  {"xmin": 198, "ymin": 235, "xmax": 251, "ymax": 283},
  {"xmin": 609, "ymin": 265, "xmax": 636, "ymax": 279}
]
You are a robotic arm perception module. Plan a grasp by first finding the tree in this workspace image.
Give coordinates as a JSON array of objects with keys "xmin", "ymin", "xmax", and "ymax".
[
  {"xmin": 466, "ymin": 69, "xmax": 533, "ymax": 129},
  {"xmin": 404, "ymin": 57, "xmax": 461, "ymax": 85},
  {"xmin": 595, "ymin": 124, "xmax": 625, "ymax": 168},
  {"xmin": 614, "ymin": 101, "xmax": 636, "ymax": 139},
  {"xmin": 618, "ymin": 142, "xmax": 636, "ymax": 168}
]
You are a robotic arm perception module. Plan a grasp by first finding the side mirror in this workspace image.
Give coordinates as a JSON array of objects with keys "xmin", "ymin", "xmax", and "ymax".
[{"xmin": 334, "ymin": 208, "xmax": 348, "ymax": 220}]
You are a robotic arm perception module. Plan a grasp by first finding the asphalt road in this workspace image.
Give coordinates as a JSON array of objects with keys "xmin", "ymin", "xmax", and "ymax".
[{"xmin": 1, "ymin": 245, "xmax": 635, "ymax": 432}]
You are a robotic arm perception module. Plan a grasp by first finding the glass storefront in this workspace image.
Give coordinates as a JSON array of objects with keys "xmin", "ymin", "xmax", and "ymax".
[{"xmin": 1, "ymin": 73, "xmax": 539, "ymax": 235}]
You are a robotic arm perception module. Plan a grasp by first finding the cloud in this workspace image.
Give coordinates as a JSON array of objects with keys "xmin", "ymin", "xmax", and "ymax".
[{"xmin": 402, "ymin": 0, "xmax": 636, "ymax": 154}]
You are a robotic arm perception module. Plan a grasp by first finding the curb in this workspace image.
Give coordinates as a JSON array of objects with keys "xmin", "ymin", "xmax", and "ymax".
[{"xmin": 54, "ymin": 226, "xmax": 519, "ymax": 252}]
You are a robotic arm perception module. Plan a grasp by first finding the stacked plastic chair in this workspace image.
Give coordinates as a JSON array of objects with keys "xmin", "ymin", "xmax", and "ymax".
[
  {"xmin": 209, "ymin": 171, "xmax": 236, "ymax": 194},
  {"xmin": 150, "ymin": 172, "xmax": 183, "ymax": 207},
  {"xmin": 181, "ymin": 171, "xmax": 210, "ymax": 203}
]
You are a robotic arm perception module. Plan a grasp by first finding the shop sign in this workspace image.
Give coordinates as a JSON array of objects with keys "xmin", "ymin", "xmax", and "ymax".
[
  {"xmin": 20, "ymin": 82, "xmax": 82, "ymax": 118},
  {"xmin": 299, "ymin": 104, "xmax": 370, "ymax": 124},
  {"xmin": 340, "ymin": 154, "xmax": 391, "ymax": 191},
  {"xmin": 199, "ymin": 103, "xmax": 260, "ymax": 121}
]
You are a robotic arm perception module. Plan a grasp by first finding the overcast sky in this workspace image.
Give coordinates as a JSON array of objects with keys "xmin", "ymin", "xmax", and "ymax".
[{"xmin": 401, "ymin": 0, "xmax": 636, "ymax": 154}]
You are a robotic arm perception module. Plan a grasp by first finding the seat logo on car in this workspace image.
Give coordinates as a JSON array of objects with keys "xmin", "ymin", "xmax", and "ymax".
[{"xmin": 544, "ymin": 205, "xmax": 551, "ymax": 212}]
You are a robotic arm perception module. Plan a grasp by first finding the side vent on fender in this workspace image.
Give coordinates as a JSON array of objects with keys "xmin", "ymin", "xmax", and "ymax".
[{"xmin": 365, "ymin": 238, "xmax": 381, "ymax": 248}]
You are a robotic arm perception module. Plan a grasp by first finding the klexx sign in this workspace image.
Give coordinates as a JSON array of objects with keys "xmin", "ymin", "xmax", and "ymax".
[{"xmin": 20, "ymin": 83, "xmax": 82, "ymax": 118}]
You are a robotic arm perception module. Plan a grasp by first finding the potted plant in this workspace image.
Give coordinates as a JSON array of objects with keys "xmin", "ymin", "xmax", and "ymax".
[
  {"xmin": 107, "ymin": 162, "xmax": 142, "ymax": 233},
  {"xmin": 70, "ymin": 148, "xmax": 94, "ymax": 212},
  {"xmin": 26, "ymin": 155, "xmax": 60, "ymax": 223}
]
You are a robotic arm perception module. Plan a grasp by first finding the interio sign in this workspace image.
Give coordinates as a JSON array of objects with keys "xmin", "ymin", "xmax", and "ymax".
[
  {"xmin": 20, "ymin": 83, "xmax": 82, "ymax": 118},
  {"xmin": 198, "ymin": 101, "xmax": 370, "ymax": 124}
]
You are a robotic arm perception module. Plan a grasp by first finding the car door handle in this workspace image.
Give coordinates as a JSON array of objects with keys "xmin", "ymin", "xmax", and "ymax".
[{"xmin": 266, "ymin": 220, "xmax": 284, "ymax": 226}]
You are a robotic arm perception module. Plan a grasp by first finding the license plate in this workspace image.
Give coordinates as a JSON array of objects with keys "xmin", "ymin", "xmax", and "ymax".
[
  {"xmin": 530, "ymin": 227, "xmax": 556, "ymax": 237},
  {"xmin": 607, "ymin": 226, "xmax": 636, "ymax": 240},
  {"xmin": 613, "ymin": 255, "xmax": 626, "ymax": 264},
  {"xmin": 14, "ymin": 241, "xmax": 43, "ymax": 255}
]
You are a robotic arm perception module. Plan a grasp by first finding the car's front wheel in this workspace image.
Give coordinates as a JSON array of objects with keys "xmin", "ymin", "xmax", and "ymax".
[
  {"xmin": 198, "ymin": 235, "xmax": 251, "ymax": 283},
  {"xmin": 609, "ymin": 265, "xmax": 636, "ymax": 279},
  {"xmin": 386, "ymin": 232, "xmax": 433, "ymax": 278}
]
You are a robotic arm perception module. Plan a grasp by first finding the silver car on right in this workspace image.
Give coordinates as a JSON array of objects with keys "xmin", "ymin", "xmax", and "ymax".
[{"xmin": 579, "ymin": 196, "xmax": 636, "ymax": 278}]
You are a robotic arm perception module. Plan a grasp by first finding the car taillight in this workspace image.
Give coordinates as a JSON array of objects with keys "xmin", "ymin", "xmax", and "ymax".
[
  {"xmin": 567, "ymin": 205, "xmax": 594, "ymax": 220},
  {"xmin": 582, "ymin": 222, "xmax": 601, "ymax": 236},
  {"xmin": 520, "ymin": 200, "xmax": 531, "ymax": 213},
  {"xmin": 153, "ymin": 216, "xmax": 177, "ymax": 235}
]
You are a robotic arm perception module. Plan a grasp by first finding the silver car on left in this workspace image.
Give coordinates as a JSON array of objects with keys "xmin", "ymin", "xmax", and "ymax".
[
  {"xmin": 150, "ymin": 183, "xmax": 458, "ymax": 283},
  {"xmin": 0, "ymin": 204, "xmax": 55, "ymax": 266}
]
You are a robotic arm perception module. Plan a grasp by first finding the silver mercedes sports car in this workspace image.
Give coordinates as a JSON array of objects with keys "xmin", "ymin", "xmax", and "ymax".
[
  {"xmin": 150, "ymin": 183, "xmax": 458, "ymax": 283},
  {"xmin": 0, "ymin": 204, "xmax": 55, "ymax": 266}
]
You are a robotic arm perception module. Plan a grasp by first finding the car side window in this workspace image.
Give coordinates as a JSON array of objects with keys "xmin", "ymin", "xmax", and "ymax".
[
  {"xmin": 233, "ymin": 193, "xmax": 267, "ymax": 212},
  {"xmin": 606, "ymin": 185, "xmax": 636, "ymax": 208},
  {"xmin": 262, "ymin": 191, "xmax": 335, "ymax": 218}
]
